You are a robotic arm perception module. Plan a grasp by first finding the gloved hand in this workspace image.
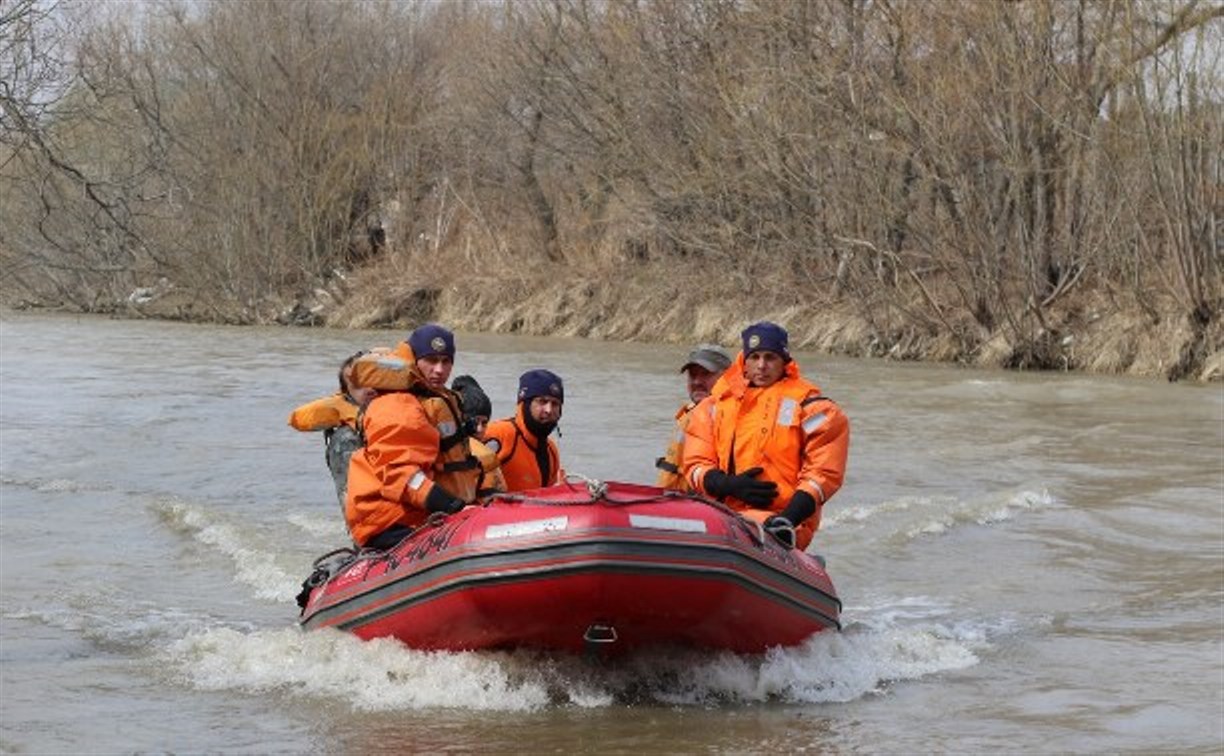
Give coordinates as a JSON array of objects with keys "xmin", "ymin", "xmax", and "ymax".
[
  {"xmin": 763, "ymin": 515, "xmax": 796, "ymax": 549},
  {"xmin": 764, "ymin": 491, "xmax": 819, "ymax": 550},
  {"xmin": 703, "ymin": 467, "xmax": 778, "ymax": 507},
  {"xmin": 779, "ymin": 490, "xmax": 817, "ymax": 525},
  {"xmin": 424, "ymin": 484, "xmax": 466, "ymax": 515}
]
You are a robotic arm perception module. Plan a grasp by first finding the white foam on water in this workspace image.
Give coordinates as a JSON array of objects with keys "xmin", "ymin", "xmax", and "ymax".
[
  {"xmin": 901, "ymin": 489, "xmax": 1055, "ymax": 538},
  {"xmin": 287, "ymin": 510, "xmax": 348, "ymax": 539},
  {"xmin": 151, "ymin": 597, "xmax": 998, "ymax": 711},
  {"xmin": 161, "ymin": 627, "xmax": 554, "ymax": 712},
  {"xmin": 151, "ymin": 497, "xmax": 302, "ymax": 603},
  {"xmin": 826, "ymin": 489, "xmax": 1055, "ymax": 542},
  {"xmin": 616, "ymin": 617, "xmax": 983, "ymax": 705},
  {"xmin": 827, "ymin": 495, "xmax": 959, "ymax": 525}
]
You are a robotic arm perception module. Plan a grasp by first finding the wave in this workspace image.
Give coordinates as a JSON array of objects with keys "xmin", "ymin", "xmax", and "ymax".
[
  {"xmin": 286, "ymin": 510, "xmax": 348, "ymax": 540},
  {"xmin": 6, "ymin": 560, "xmax": 1004, "ymax": 712},
  {"xmin": 151, "ymin": 497, "xmax": 305, "ymax": 603},
  {"xmin": 151, "ymin": 595, "xmax": 994, "ymax": 711},
  {"xmin": 0, "ymin": 475, "xmax": 113, "ymax": 494},
  {"xmin": 826, "ymin": 489, "xmax": 1055, "ymax": 542},
  {"xmin": 5, "ymin": 592, "xmax": 258, "ymax": 653}
]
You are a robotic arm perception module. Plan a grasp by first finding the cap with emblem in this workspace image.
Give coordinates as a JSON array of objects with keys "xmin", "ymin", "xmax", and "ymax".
[
  {"xmin": 407, "ymin": 323, "xmax": 455, "ymax": 360},
  {"xmin": 740, "ymin": 321, "xmax": 790, "ymax": 361},
  {"xmin": 517, "ymin": 369, "xmax": 564, "ymax": 404}
]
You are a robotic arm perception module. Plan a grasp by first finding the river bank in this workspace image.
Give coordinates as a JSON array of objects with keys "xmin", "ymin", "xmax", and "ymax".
[
  {"xmin": 4, "ymin": 259, "xmax": 1219, "ymax": 379},
  {"xmin": 8, "ymin": 259, "xmax": 1221, "ymax": 383}
]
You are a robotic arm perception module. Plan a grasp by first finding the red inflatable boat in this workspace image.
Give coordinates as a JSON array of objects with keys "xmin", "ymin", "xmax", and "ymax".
[{"xmin": 298, "ymin": 479, "xmax": 840, "ymax": 654}]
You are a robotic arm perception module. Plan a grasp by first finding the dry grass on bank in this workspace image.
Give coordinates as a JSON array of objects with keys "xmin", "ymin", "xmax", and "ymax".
[
  {"xmin": 318, "ymin": 254, "xmax": 1222, "ymax": 382},
  {"xmin": 8, "ymin": 245, "xmax": 1215, "ymax": 382}
]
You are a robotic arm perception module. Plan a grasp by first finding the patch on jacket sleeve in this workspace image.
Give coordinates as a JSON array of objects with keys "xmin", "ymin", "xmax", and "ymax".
[{"xmin": 802, "ymin": 411, "xmax": 828, "ymax": 434}]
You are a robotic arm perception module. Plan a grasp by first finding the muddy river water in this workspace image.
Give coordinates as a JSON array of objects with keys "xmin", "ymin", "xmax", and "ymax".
[{"xmin": 1, "ymin": 311, "xmax": 1221, "ymax": 752}]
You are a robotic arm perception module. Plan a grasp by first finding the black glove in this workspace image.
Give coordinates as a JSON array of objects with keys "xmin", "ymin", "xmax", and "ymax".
[
  {"xmin": 763, "ymin": 516, "xmax": 796, "ymax": 549},
  {"xmin": 424, "ymin": 484, "xmax": 465, "ymax": 515},
  {"xmin": 763, "ymin": 491, "xmax": 818, "ymax": 550},
  {"xmin": 779, "ymin": 490, "xmax": 817, "ymax": 525},
  {"xmin": 703, "ymin": 467, "xmax": 778, "ymax": 507}
]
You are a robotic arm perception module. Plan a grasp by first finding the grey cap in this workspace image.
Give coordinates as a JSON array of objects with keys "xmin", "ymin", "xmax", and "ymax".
[{"xmin": 680, "ymin": 344, "xmax": 732, "ymax": 374}]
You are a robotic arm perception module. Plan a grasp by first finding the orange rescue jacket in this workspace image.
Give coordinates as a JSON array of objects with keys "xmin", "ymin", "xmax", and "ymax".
[
  {"xmin": 345, "ymin": 391, "xmax": 443, "ymax": 546},
  {"xmin": 655, "ymin": 401, "xmax": 697, "ymax": 491},
  {"xmin": 682, "ymin": 353, "xmax": 849, "ymax": 550},
  {"xmin": 486, "ymin": 404, "xmax": 563, "ymax": 492}
]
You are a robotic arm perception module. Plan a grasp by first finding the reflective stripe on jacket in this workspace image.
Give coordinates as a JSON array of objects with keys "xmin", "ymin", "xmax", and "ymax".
[
  {"xmin": 485, "ymin": 404, "xmax": 562, "ymax": 492},
  {"xmin": 682, "ymin": 352, "xmax": 849, "ymax": 549}
]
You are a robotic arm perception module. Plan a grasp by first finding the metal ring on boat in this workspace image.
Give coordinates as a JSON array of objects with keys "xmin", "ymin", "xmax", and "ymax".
[{"xmin": 583, "ymin": 623, "xmax": 618, "ymax": 644}]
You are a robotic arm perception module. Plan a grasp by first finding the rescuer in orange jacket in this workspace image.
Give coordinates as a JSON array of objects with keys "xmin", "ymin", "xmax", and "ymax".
[
  {"xmin": 485, "ymin": 369, "xmax": 565, "ymax": 492},
  {"xmin": 682, "ymin": 321, "xmax": 849, "ymax": 551},
  {"xmin": 345, "ymin": 324, "xmax": 469, "ymax": 549},
  {"xmin": 655, "ymin": 344, "xmax": 732, "ymax": 491}
]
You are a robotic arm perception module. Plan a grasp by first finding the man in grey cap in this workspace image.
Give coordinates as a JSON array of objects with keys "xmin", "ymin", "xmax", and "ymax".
[{"xmin": 655, "ymin": 343, "xmax": 732, "ymax": 491}]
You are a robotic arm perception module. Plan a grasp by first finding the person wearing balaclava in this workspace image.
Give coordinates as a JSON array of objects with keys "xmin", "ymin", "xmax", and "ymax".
[
  {"xmin": 682, "ymin": 321, "xmax": 850, "ymax": 552},
  {"xmin": 484, "ymin": 369, "xmax": 565, "ymax": 492}
]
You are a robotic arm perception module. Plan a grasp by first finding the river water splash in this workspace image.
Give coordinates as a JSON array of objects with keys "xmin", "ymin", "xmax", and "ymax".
[{"xmin": 1, "ymin": 312, "xmax": 1220, "ymax": 752}]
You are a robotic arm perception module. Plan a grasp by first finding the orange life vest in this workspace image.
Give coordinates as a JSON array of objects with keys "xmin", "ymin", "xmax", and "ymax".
[
  {"xmin": 420, "ymin": 395, "xmax": 499, "ymax": 503},
  {"xmin": 485, "ymin": 404, "xmax": 562, "ymax": 492},
  {"xmin": 682, "ymin": 353, "xmax": 850, "ymax": 550},
  {"xmin": 288, "ymin": 392, "xmax": 360, "ymax": 432},
  {"xmin": 349, "ymin": 349, "xmax": 415, "ymax": 392}
]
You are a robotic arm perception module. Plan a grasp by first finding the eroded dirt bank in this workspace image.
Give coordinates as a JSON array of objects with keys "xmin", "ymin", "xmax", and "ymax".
[
  {"xmin": 9, "ymin": 261, "xmax": 1221, "ymax": 382},
  {"xmin": 280, "ymin": 263, "xmax": 1224, "ymax": 382}
]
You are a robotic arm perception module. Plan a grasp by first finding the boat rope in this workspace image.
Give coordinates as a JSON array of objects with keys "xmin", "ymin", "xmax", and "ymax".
[
  {"xmin": 491, "ymin": 475, "xmax": 665, "ymax": 507},
  {"xmin": 565, "ymin": 472, "xmax": 607, "ymax": 500},
  {"xmin": 311, "ymin": 546, "xmax": 357, "ymax": 570},
  {"xmin": 477, "ymin": 473, "xmax": 770, "ymax": 547}
]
